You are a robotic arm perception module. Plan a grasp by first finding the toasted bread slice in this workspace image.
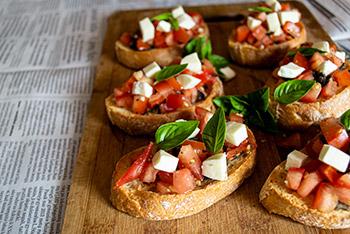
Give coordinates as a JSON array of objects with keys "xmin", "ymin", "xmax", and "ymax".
[
  {"xmin": 105, "ymin": 78, "xmax": 223, "ymax": 135},
  {"xmin": 115, "ymin": 24, "xmax": 210, "ymax": 69},
  {"xmin": 110, "ymin": 129, "xmax": 257, "ymax": 220},
  {"xmin": 228, "ymin": 23, "xmax": 307, "ymax": 67},
  {"xmin": 260, "ymin": 161, "xmax": 350, "ymax": 229}
]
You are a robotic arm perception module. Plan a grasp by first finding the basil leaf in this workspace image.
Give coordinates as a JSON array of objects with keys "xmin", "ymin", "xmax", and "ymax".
[
  {"xmin": 213, "ymin": 96, "xmax": 249, "ymax": 115},
  {"xmin": 151, "ymin": 13, "xmax": 172, "ymax": 21},
  {"xmin": 185, "ymin": 37, "xmax": 213, "ymax": 60},
  {"xmin": 169, "ymin": 17, "xmax": 179, "ymax": 30},
  {"xmin": 185, "ymin": 38, "xmax": 199, "ymax": 54},
  {"xmin": 288, "ymin": 47, "xmax": 326, "ymax": 57},
  {"xmin": 208, "ymin": 54, "xmax": 230, "ymax": 70},
  {"xmin": 155, "ymin": 120, "xmax": 199, "ymax": 150},
  {"xmin": 202, "ymin": 107, "xmax": 226, "ymax": 153},
  {"xmin": 341, "ymin": 109, "xmax": 350, "ymax": 130},
  {"xmin": 274, "ymin": 80, "xmax": 316, "ymax": 104},
  {"xmin": 246, "ymin": 87, "xmax": 269, "ymax": 112},
  {"xmin": 155, "ymin": 64, "xmax": 187, "ymax": 82},
  {"xmin": 248, "ymin": 6, "xmax": 272, "ymax": 12}
]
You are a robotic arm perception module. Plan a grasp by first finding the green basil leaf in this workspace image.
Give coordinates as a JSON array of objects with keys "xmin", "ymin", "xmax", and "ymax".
[
  {"xmin": 341, "ymin": 109, "xmax": 350, "ymax": 130},
  {"xmin": 169, "ymin": 17, "xmax": 179, "ymax": 30},
  {"xmin": 213, "ymin": 96, "xmax": 249, "ymax": 115},
  {"xmin": 155, "ymin": 120, "xmax": 199, "ymax": 150},
  {"xmin": 248, "ymin": 6, "xmax": 272, "ymax": 12},
  {"xmin": 185, "ymin": 38, "xmax": 199, "ymax": 54},
  {"xmin": 288, "ymin": 47, "xmax": 326, "ymax": 57},
  {"xmin": 151, "ymin": 13, "xmax": 172, "ymax": 21},
  {"xmin": 246, "ymin": 87, "xmax": 269, "ymax": 112},
  {"xmin": 247, "ymin": 110, "xmax": 278, "ymax": 133},
  {"xmin": 202, "ymin": 107, "xmax": 226, "ymax": 153},
  {"xmin": 274, "ymin": 80, "xmax": 316, "ymax": 104},
  {"xmin": 208, "ymin": 54, "xmax": 230, "ymax": 70},
  {"xmin": 155, "ymin": 64, "xmax": 188, "ymax": 82}
]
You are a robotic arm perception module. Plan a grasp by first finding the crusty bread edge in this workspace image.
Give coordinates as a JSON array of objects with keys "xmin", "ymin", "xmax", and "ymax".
[{"xmin": 259, "ymin": 161, "xmax": 350, "ymax": 229}]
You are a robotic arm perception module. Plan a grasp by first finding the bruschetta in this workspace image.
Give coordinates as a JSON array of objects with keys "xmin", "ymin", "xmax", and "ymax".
[
  {"xmin": 111, "ymin": 107, "xmax": 257, "ymax": 220},
  {"xmin": 268, "ymin": 41, "xmax": 350, "ymax": 129},
  {"xmin": 105, "ymin": 52, "xmax": 223, "ymax": 135},
  {"xmin": 228, "ymin": 0, "xmax": 306, "ymax": 67},
  {"xmin": 116, "ymin": 6, "xmax": 209, "ymax": 69},
  {"xmin": 260, "ymin": 114, "xmax": 350, "ymax": 229}
]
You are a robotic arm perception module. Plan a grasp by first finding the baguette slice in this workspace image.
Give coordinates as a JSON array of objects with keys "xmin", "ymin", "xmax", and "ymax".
[
  {"xmin": 110, "ymin": 129, "xmax": 257, "ymax": 220},
  {"xmin": 260, "ymin": 161, "xmax": 350, "ymax": 229},
  {"xmin": 105, "ymin": 77, "xmax": 223, "ymax": 135},
  {"xmin": 115, "ymin": 24, "xmax": 210, "ymax": 69},
  {"xmin": 228, "ymin": 23, "xmax": 307, "ymax": 67}
]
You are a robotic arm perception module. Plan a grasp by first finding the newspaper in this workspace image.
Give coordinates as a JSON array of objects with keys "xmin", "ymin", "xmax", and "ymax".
[{"xmin": 0, "ymin": 0, "xmax": 350, "ymax": 233}]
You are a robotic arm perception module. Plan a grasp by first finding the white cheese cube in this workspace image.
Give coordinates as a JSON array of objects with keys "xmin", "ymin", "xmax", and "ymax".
[
  {"xmin": 312, "ymin": 41, "xmax": 330, "ymax": 53},
  {"xmin": 225, "ymin": 122, "xmax": 248, "ymax": 147},
  {"xmin": 175, "ymin": 119, "xmax": 200, "ymax": 139},
  {"xmin": 247, "ymin": 16, "xmax": 262, "ymax": 30},
  {"xmin": 133, "ymin": 70, "xmax": 144, "ymax": 80},
  {"xmin": 266, "ymin": 12, "xmax": 281, "ymax": 33},
  {"xmin": 156, "ymin": 20, "xmax": 171, "ymax": 32},
  {"xmin": 265, "ymin": 0, "xmax": 278, "ymax": 6},
  {"xmin": 278, "ymin": 11, "xmax": 300, "ymax": 25},
  {"xmin": 318, "ymin": 60, "xmax": 338, "ymax": 76},
  {"xmin": 142, "ymin": 61, "xmax": 161, "ymax": 78},
  {"xmin": 172, "ymin": 6, "xmax": 185, "ymax": 18},
  {"xmin": 273, "ymin": 26, "xmax": 283, "ymax": 36},
  {"xmin": 335, "ymin": 51, "xmax": 346, "ymax": 63},
  {"xmin": 180, "ymin": 52, "xmax": 202, "ymax": 73},
  {"xmin": 132, "ymin": 81, "xmax": 153, "ymax": 98},
  {"xmin": 152, "ymin": 150, "xmax": 179, "ymax": 173},
  {"xmin": 277, "ymin": 62, "xmax": 305, "ymax": 79},
  {"xmin": 319, "ymin": 144, "xmax": 350, "ymax": 173},
  {"xmin": 285, "ymin": 150, "xmax": 309, "ymax": 170},
  {"xmin": 219, "ymin": 66, "xmax": 236, "ymax": 81},
  {"xmin": 272, "ymin": 1, "xmax": 281, "ymax": 11},
  {"xmin": 139, "ymin": 17, "xmax": 155, "ymax": 42},
  {"xmin": 202, "ymin": 153, "xmax": 228, "ymax": 181},
  {"xmin": 176, "ymin": 74, "xmax": 201, "ymax": 89},
  {"xmin": 177, "ymin": 13, "xmax": 196, "ymax": 30}
]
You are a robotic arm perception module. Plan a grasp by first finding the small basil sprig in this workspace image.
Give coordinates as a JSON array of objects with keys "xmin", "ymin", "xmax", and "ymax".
[
  {"xmin": 151, "ymin": 13, "xmax": 179, "ymax": 30},
  {"xmin": 155, "ymin": 120, "xmax": 199, "ymax": 150},
  {"xmin": 208, "ymin": 54, "xmax": 230, "ymax": 72},
  {"xmin": 287, "ymin": 47, "xmax": 326, "ymax": 57},
  {"xmin": 341, "ymin": 109, "xmax": 350, "ymax": 131},
  {"xmin": 274, "ymin": 80, "xmax": 316, "ymax": 104},
  {"xmin": 202, "ymin": 107, "xmax": 226, "ymax": 153},
  {"xmin": 248, "ymin": 6, "xmax": 272, "ymax": 12},
  {"xmin": 155, "ymin": 64, "xmax": 187, "ymax": 82}
]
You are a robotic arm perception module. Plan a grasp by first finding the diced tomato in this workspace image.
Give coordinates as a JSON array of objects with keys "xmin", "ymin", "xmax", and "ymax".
[
  {"xmin": 178, "ymin": 145, "xmax": 203, "ymax": 180},
  {"xmin": 255, "ymin": 12, "xmax": 267, "ymax": 21},
  {"xmin": 321, "ymin": 79, "xmax": 338, "ymax": 99},
  {"xmin": 139, "ymin": 162, "xmax": 158, "ymax": 183},
  {"xmin": 334, "ymin": 185, "xmax": 350, "ymax": 205},
  {"xmin": 136, "ymin": 39, "xmax": 151, "ymax": 50},
  {"xmin": 148, "ymin": 93, "xmax": 165, "ymax": 108},
  {"xmin": 154, "ymin": 31, "xmax": 167, "ymax": 48},
  {"xmin": 226, "ymin": 139, "xmax": 249, "ymax": 159},
  {"xmin": 115, "ymin": 142, "xmax": 154, "ymax": 188},
  {"xmin": 173, "ymin": 168, "xmax": 196, "ymax": 194},
  {"xmin": 297, "ymin": 70, "xmax": 314, "ymax": 80},
  {"xmin": 235, "ymin": 25, "xmax": 250, "ymax": 43},
  {"xmin": 166, "ymin": 77, "xmax": 182, "ymax": 90},
  {"xmin": 328, "ymin": 54, "xmax": 343, "ymax": 68},
  {"xmin": 132, "ymin": 95, "xmax": 148, "ymax": 114},
  {"xmin": 246, "ymin": 33, "xmax": 256, "ymax": 45},
  {"xmin": 302, "ymin": 136, "xmax": 324, "ymax": 159},
  {"xmin": 202, "ymin": 59, "xmax": 216, "ymax": 74},
  {"xmin": 183, "ymin": 88, "xmax": 198, "ymax": 103},
  {"xmin": 166, "ymin": 93, "xmax": 186, "ymax": 111},
  {"xmin": 188, "ymin": 12, "xmax": 203, "ymax": 24},
  {"xmin": 154, "ymin": 81, "xmax": 173, "ymax": 97},
  {"xmin": 165, "ymin": 32, "xmax": 175, "ymax": 46},
  {"xmin": 271, "ymin": 32, "xmax": 287, "ymax": 43},
  {"xmin": 297, "ymin": 171, "xmax": 323, "ymax": 197},
  {"xmin": 156, "ymin": 181, "xmax": 174, "ymax": 194},
  {"xmin": 310, "ymin": 52, "xmax": 326, "ymax": 70},
  {"xmin": 312, "ymin": 183, "xmax": 338, "ymax": 212},
  {"xmin": 115, "ymin": 93, "xmax": 133, "ymax": 108},
  {"xmin": 283, "ymin": 22, "xmax": 300, "ymax": 38},
  {"xmin": 279, "ymin": 56, "xmax": 292, "ymax": 66},
  {"xmin": 120, "ymin": 32, "xmax": 132, "ymax": 47},
  {"xmin": 174, "ymin": 28, "xmax": 191, "ymax": 44},
  {"xmin": 276, "ymin": 132, "xmax": 302, "ymax": 149},
  {"xmin": 281, "ymin": 3, "xmax": 291, "ymax": 11},
  {"xmin": 319, "ymin": 164, "xmax": 341, "ymax": 183},
  {"xmin": 252, "ymin": 25, "xmax": 266, "ymax": 41},
  {"xmin": 229, "ymin": 112, "xmax": 244, "ymax": 123},
  {"xmin": 286, "ymin": 167, "xmax": 305, "ymax": 190},
  {"xmin": 299, "ymin": 83, "xmax": 322, "ymax": 103},
  {"xmin": 293, "ymin": 52, "xmax": 309, "ymax": 69},
  {"xmin": 195, "ymin": 107, "xmax": 213, "ymax": 134},
  {"xmin": 183, "ymin": 140, "xmax": 208, "ymax": 160},
  {"xmin": 118, "ymin": 77, "xmax": 136, "ymax": 94},
  {"xmin": 335, "ymin": 174, "xmax": 350, "ymax": 189},
  {"xmin": 320, "ymin": 118, "xmax": 350, "ymax": 150},
  {"xmin": 303, "ymin": 159, "xmax": 323, "ymax": 172},
  {"xmin": 332, "ymin": 69, "xmax": 350, "ymax": 87},
  {"xmin": 261, "ymin": 35, "xmax": 273, "ymax": 46},
  {"xmin": 158, "ymin": 171, "xmax": 173, "ymax": 184}
]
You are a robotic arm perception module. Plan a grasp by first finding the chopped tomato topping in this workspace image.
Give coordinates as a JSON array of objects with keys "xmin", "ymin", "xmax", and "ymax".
[
  {"xmin": 156, "ymin": 181, "xmax": 175, "ymax": 194},
  {"xmin": 321, "ymin": 79, "xmax": 338, "ymax": 99},
  {"xmin": 183, "ymin": 140, "xmax": 208, "ymax": 160},
  {"xmin": 333, "ymin": 185, "xmax": 350, "ymax": 205},
  {"xmin": 255, "ymin": 12, "xmax": 267, "ymax": 21},
  {"xmin": 297, "ymin": 70, "xmax": 314, "ymax": 80},
  {"xmin": 229, "ymin": 112, "xmax": 244, "ymax": 123},
  {"xmin": 188, "ymin": 12, "xmax": 204, "ymax": 24},
  {"xmin": 318, "ymin": 164, "xmax": 341, "ymax": 183},
  {"xmin": 310, "ymin": 52, "xmax": 326, "ymax": 70},
  {"xmin": 235, "ymin": 25, "xmax": 250, "ymax": 43},
  {"xmin": 333, "ymin": 69, "xmax": 350, "ymax": 87},
  {"xmin": 148, "ymin": 93, "xmax": 165, "ymax": 109},
  {"xmin": 140, "ymin": 162, "xmax": 158, "ymax": 183},
  {"xmin": 166, "ymin": 77, "xmax": 182, "ymax": 91},
  {"xmin": 120, "ymin": 32, "xmax": 132, "ymax": 47},
  {"xmin": 183, "ymin": 88, "xmax": 198, "ymax": 103},
  {"xmin": 226, "ymin": 139, "xmax": 249, "ymax": 160},
  {"xmin": 281, "ymin": 3, "xmax": 291, "ymax": 11},
  {"xmin": 195, "ymin": 107, "xmax": 213, "ymax": 134},
  {"xmin": 132, "ymin": 95, "xmax": 148, "ymax": 114},
  {"xmin": 252, "ymin": 25, "xmax": 266, "ymax": 41},
  {"xmin": 286, "ymin": 167, "xmax": 305, "ymax": 190},
  {"xmin": 157, "ymin": 171, "xmax": 173, "ymax": 184},
  {"xmin": 178, "ymin": 145, "xmax": 203, "ymax": 180},
  {"xmin": 165, "ymin": 32, "xmax": 175, "ymax": 46},
  {"xmin": 154, "ymin": 31, "xmax": 167, "ymax": 48},
  {"xmin": 293, "ymin": 52, "xmax": 309, "ymax": 69},
  {"xmin": 271, "ymin": 32, "xmax": 287, "ymax": 43},
  {"xmin": 335, "ymin": 174, "xmax": 350, "ymax": 189},
  {"xmin": 115, "ymin": 93, "xmax": 133, "ymax": 109},
  {"xmin": 299, "ymin": 83, "xmax": 321, "ymax": 103},
  {"xmin": 246, "ymin": 33, "xmax": 256, "ymax": 45},
  {"xmin": 136, "ymin": 39, "xmax": 151, "ymax": 50},
  {"xmin": 165, "ymin": 93, "xmax": 187, "ymax": 111},
  {"xmin": 297, "ymin": 171, "xmax": 323, "ymax": 197},
  {"xmin": 283, "ymin": 22, "xmax": 300, "ymax": 38},
  {"xmin": 173, "ymin": 168, "xmax": 196, "ymax": 194},
  {"xmin": 328, "ymin": 53, "xmax": 343, "ymax": 68},
  {"xmin": 320, "ymin": 118, "xmax": 350, "ymax": 150},
  {"xmin": 312, "ymin": 183, "xmax": 338, "ymax": 212},
  {"xmin": 174, "ymin": 28, "xmax": 191, "ymax": 44}
]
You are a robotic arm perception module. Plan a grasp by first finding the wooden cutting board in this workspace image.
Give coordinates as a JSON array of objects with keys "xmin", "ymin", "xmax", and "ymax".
[{"xmin": 61, "ymin": 2, "xmax": 349, "ymax": 233}]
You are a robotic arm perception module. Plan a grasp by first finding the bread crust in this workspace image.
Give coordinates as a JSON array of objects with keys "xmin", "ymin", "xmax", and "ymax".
[
  {"xmin": 228, "ymin": 23, "xmax": 307, "ymax": 67},
  {"xmin": 115, "ymin": 24, "xmax": 210, "ymax": 69},
  {"xmin": 259, "ymin": 161, "xmax": 350, "ymax": 229},
  {"xmin": 110, "ymin": 129, "xmax": 257, "ymax": 220},
  {"xmin": 267, "ymin": 77, "xmax": 350, "ymax": 129},
  {"xmin": 105, "ymin": 78, "xmax": 223, "ymax": 135}
]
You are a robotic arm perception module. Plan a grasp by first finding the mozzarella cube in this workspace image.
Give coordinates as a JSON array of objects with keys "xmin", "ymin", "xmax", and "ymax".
[
  {"xmin": 176, "ymin": 74, "xmax": 201, "ymax": 89},
  {"xmin": 202, "ymin": 153, "xmax": 228, "ymax": 181},
  {"xmin": 285, "ymin": 150, "xmax": 309, "ymax": 170},
  {"xmin": 335, "ymin": 51, "xmax": 346, "ymax": 63},
  {"xmin": 180, "ymin": 52, "xmax": 202, "ymax": 73},
  {"xmin": 266, "ymin": 12, "xmax": 281, "ymax": 33},
  {"xmin": 133, "ymin": 70, "xmax": 144, "ymax": 80},
  {"xmin": 142, "ymin": 62, "xmax": 161, "ymax": 78},
  {"xmin": 318, "ymin": 60, "xmax": 338, "ymax": 76},
  {"xmin": 319, "ymin": 144, "xmax": 350, "ymax": 173},
  {"xmin": 277, "ymin": 62, "xmax": 305, "ymax": 79},
  {"xmin": 219, "ymin": 66, "xmax": 236, "ymax": 81},
  {"xmin": 132, "ymin": 81, "xmax": 153, "ymax": 97},
  {"xmin": 175, "ymin": 119, "xmax": 200, "ymax": 139},
  {"xmin": 152, "ymin": 150, "xmax": 179, "ymax": 173},
  {"xmin": 272, "ymin": 1, "xmax": 281, "ymax": 11},
  {"xmin": 177, "ymin": 13, "xmax": 196, "ymax": 30},
  {"xmin": 156, "ymin": 20, "xmax": 171, "ymax": 32},
  {"xmin": 265, "ymin": 0, "xmax": 278, "ymax": 6},
  {"xmin": 247, "ymin": 16, "xmax": 262, "ymax": 30},
  {"xmin": 172, "ymin": 6, "xmax": 185, "ymax": 18},
  {"xmin": 278, "ymin": 11, "xmax": 300, "ymax": 25},
  {"xmin": 312, "ymin": 41, "xmax": 330, "ymax": 53},
  {"xmin": 139, "ymin": 17, "xmax": 155, "ymax": 42},
  {"xmin": 225, "ymin": 122, "xmax": 248, "ymax": 147},
  {"xmin": 273, "ymin": 26, "xmax": 283, "ymax": 36}
]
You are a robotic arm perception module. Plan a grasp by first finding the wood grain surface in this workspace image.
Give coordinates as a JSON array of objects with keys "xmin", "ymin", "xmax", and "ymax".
[{"xmin": 61, "ymin": 2, "xmax": 349, "ymax": 233}]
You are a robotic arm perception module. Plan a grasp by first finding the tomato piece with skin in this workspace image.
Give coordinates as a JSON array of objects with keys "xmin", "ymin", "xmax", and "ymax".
[
  {"xmin": 174, "ymin": 28, "xmax": 192, "ymax": 44},
  {"xmin": 318, "ymin": 164, "xmax": 341, "ymax": 183},
  {"xmin": 332, "ymin": 69, "xmax": 350, "ymax": 87},
  {"xmin": 281, "ymin": 3, "xmax": 291, "ymax": 11},
  {"xmin": 136, "ymin": 39, "xmax": 151, "ymax": 50},
  {"xmin": 246, "ymin": 33, "xmax": 256, "ymax": 45},
  {"xmin": 252, "ymin": 25, "xmax": 266, "ymax": 41},
  {"xmin": 183, "ymin": 88, "xmax": 198, "ymax": 103},
  {"xmin": 293, "ymin": 52, "xmax": 309, "ymax": 69},
  {"xmin": 229, "ymin": 112, "xmax": 244, "ymax": 123},
  {"xmin": 132, "ymin": 95, "xmax": 148, "ymax": 114},
  {"xmin": 188, "ymin": 12, "xmax": 203, "ymax": 24},
  {"xmin": 333, "ymin": 185, "xmax": 350, "ymax": 205},
  {"xmin": 183, "ymin": 140, "xmax": 208, "ymax": 160},
  {"xmin": 115, "ymin": 142, "xmax": 154, "ymax": 188},
  {"xmin": 321, "ymin": 79, "xmax": 338, "ymax": 99},
  {"xmin": 297, "ymin": 70, "xmax": 314, "ymax": 80},
  {"xmin": 120, "ymin": 32, "xmax": 132, "ymax": 47},
  {"xmin": 310, "ymin": 52, "xmax": 326, "ymax": 70},
  {"xmin": 156, "ymin": 181, "xmax": 175, "ymax": 194},
  {"xmin": 335, "ymin": 174, "xmax": 350, "ymax": 189},
  {"xmin": 139, "ymin": 162, "xmax": 158, "ymax": 183},
  {"xmin": 166, "ymin": 77, "xmax": 182, "ymax": 91},
  {"xmin": 154, "ymin": 31, "xmax": 167, "ymax": 48},
  {"xmin": 195, "ymin": 107, "xmax": 213, "ymax": 134},
  {"xmin": 320, "ymin": 118, "xmax": 350, "ymax": 150},
  {"xmin": 157, "ymin": 171, "xmax": 173, "ymax": 184},
  {"xmin": 226, "ymin": 139, "xmax": 249, "ymax": 160},
  {"xmin": 173, "ymin": 168, "xmax": 196, "ymax": 194},
  {"xmin": 178, "ymin": 145, "xmax": 203, "ymax": 180},
  {"xmin": 297, "ymin": 171, "xmax": 323, "ymax": 197},
  {"xmin": 283, "ymin": 22, "xmax": 300, "ymax": 38},
  {"xmin": 154, "ymin": 80, "xmax": 174, "ymax": 97},
  {"xmin": 299, "ymin": 83, "xmax": 322, "ymax": 103},
  {"xmin": 286, "ymin": 167, "xmax": 305, "ymax": 190},
  {"xmin": 235, "ymin": 25, "xmax": 250, "ymax": 42},
  {"xmin": 148, "ymin": 93, "xmax": 165, "ymax": 109},
  {"xmin": 261, "ymin": 35, "xmax": 273, "ymax": 46},
  {"xmin": 115, "ymin": 93, "xmax": 133, "ymax": 109},
  {"xmin": 166, "ymin": 93, "xmax": 187, "ymax": 111},
  {"xmin": 165, "ymin": 32, "xmax": 175, "ymax": 46},
  {"xmin": 312, "ymin": 183, "xmax": 338, "ymax": 212}
]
